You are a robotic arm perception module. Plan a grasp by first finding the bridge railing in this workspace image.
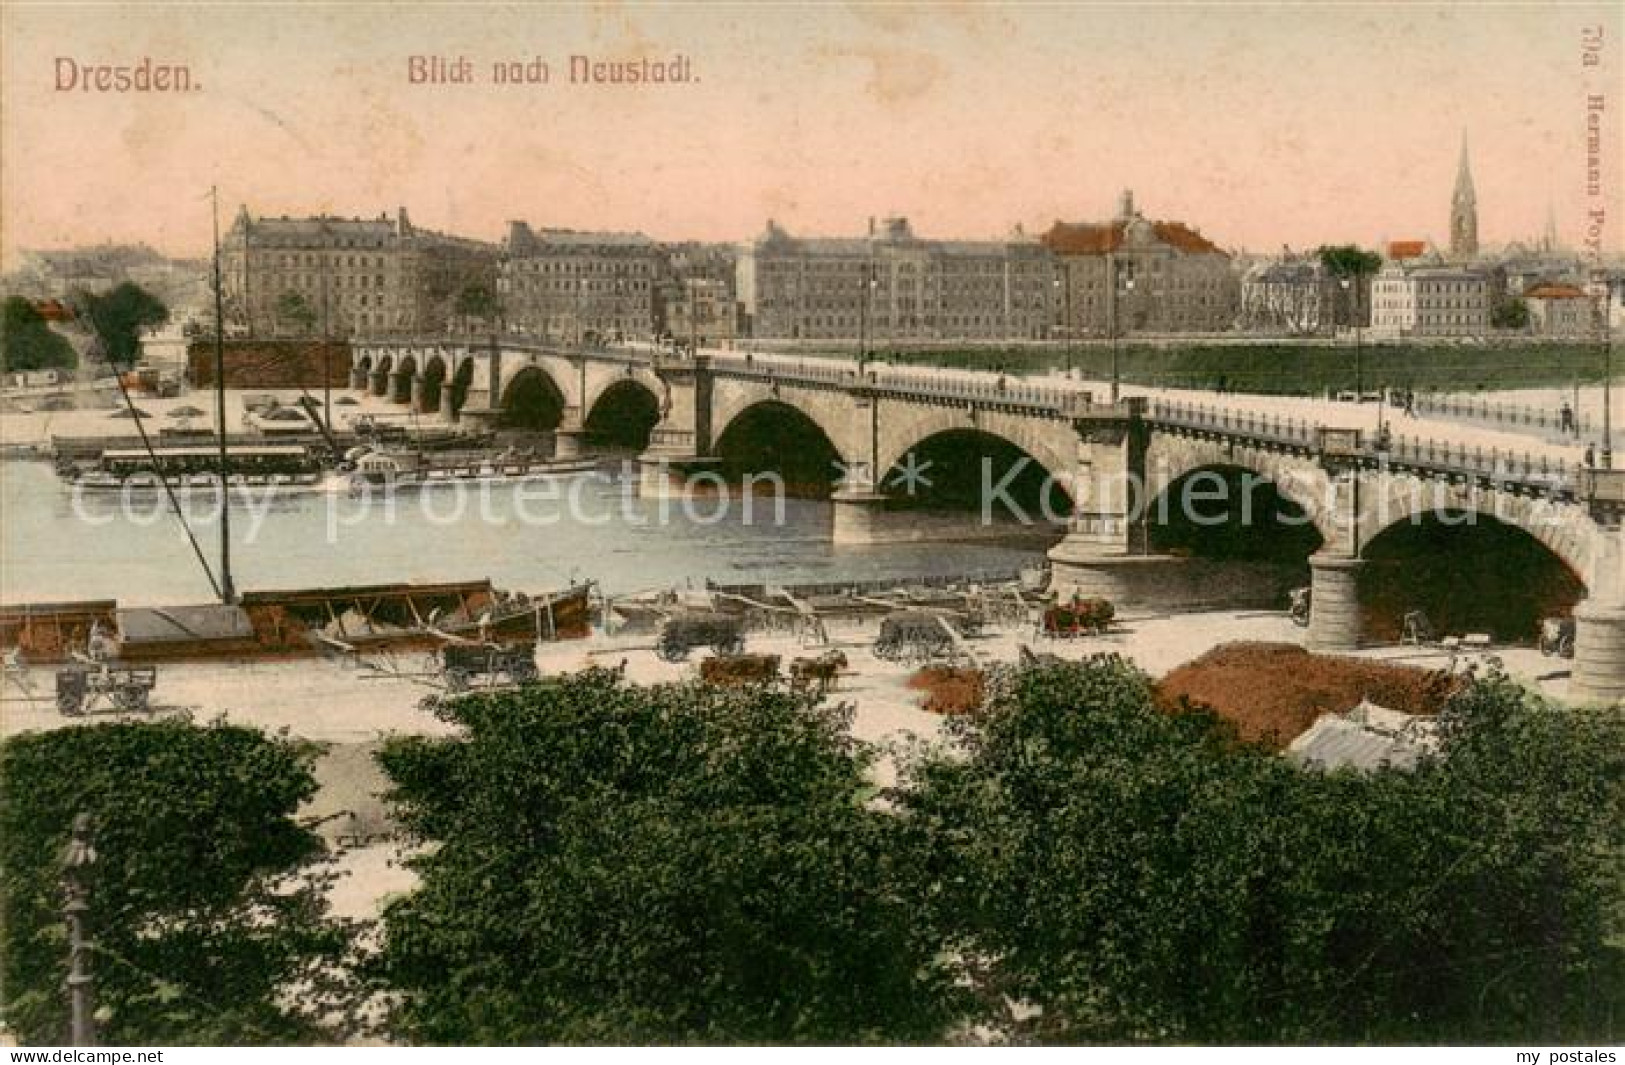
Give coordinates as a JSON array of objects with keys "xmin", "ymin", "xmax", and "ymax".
[
  {"xmin": 1148, "ymin": 400, "xmax": 1317, "ymax": 447},
  {"xmin": 1413, "ymin": 391, "xmax": 1593, "ymax": 439},
  {"xmin": 1148, "ymin": 399, "xmax": 1583, "ymax": 493},
  {"xmin": 1383, "ymin": 433, "xmax": 1577, "ymax": 491}
]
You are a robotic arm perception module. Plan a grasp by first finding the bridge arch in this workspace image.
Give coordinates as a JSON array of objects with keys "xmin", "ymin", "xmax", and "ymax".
[
  {"xmin": 391, "ymin": 354, "xmax": 418, "ymax": 404},
  {"xmin": 1357, "ymin": 506, "xmax": 1589, "ymax": 644},
  {"xmin": 709, "ymin": 381, "xmax": 863, "ymax": 467},
  {"xmin": 713, "ymin": 399, "xmax": 849, "ymax": 497},
  {"xmin": 447, "ymin": 358, "xmax": 475, "ymax": 418},
  {"xmin": 1142, "ymin": 461, "xmax": 1325, "ymax": 576},
  {"xmin": 500, "ymin": 365, "xmax": 567, "ymax": 432},
  {"xmin": 420, "ymin": 355, "xmax": 448, "ymax": 414},
  {"xmin": 584, "ymin": 378, "xmax": 661, "ymax": 452},
  {"xmin": 876, "ymin": 410, "xmax": 1078, "ymax": 502},
  {"xmin": 1143, "ymin": 434, "xmax": 1337, "ymax": 545},
  {"xmin": 877, "ymin": 427, "xmax": 1074, "ymax": 524}
]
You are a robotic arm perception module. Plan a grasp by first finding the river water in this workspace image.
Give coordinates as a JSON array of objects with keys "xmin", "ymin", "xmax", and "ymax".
[{"xmin": 0, "ymin": 460, "xmax": 1045, "ymax": 607}]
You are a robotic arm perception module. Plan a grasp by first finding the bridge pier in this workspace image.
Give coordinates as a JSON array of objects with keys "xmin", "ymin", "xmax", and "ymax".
[
  {"xmin": 553, "ymin": 410, "xmax": 586, "ymax": 459},
  {"xmin": 409, "ymin": 374, "xmax": 428, "ymax": 413},
  {"xmin": 1305, "ymin": 553, "xmax": 1364, "ymax": 651},
  {"xmin": 439, "ymin": 384, "xmax": 458, "ymax": 423},
  {"xmin": 349, "ymin": 366, "xmax": 368, "ymax": 391},
  {"xmin": 1572, "ymin": 600, "xmax": 1625, "ymax": 705}
]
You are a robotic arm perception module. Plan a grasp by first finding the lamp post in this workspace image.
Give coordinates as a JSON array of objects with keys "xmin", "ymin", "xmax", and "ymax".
[
  {"xmin": 1053, "ymin": 266, "xmax": 1074, "ymax": 377},
  {"xmin": 1112, "ymin": 272, "xmax": 1134, "ymax": 403},
  {"xmin": 1599, "ymin": 291, "xmax": 1614, "ymax": 469},
  {"xmin": 1340, "ymin": 272, "xmax": 1365, "ymax": 405},
  {"xmin": 61, "ymin": 813, "xmax": 97, "ymax": 1047},
  {"xmin": 857, "ymin": 261, "xmax": 876, "ymax": 374}
]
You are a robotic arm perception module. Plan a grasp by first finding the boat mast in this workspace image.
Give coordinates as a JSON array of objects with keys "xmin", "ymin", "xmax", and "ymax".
[{"xmin": 211, "ymin": 187, "xmax": 236, "ymax": 604}]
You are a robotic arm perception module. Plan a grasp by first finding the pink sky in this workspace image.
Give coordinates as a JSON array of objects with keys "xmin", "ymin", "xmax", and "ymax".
[{"xmin": 2, "ymin": 2, "xmax": 1620, "ymax": 268}]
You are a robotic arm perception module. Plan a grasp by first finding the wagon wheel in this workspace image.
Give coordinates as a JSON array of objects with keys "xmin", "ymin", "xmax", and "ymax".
[
  {"xmin": 510, "ymin": 660, "xmax": 539, "ymax": 684},
  {"xmin": 444, "ymin": 667, "xmax": 471, "ymax": 693},
  {"xmin": 714, "ymin": 635, "xmax": 745, "ymax": 655},
  {"xmin": 872, "ymin": 638, "xmax": 901, "ymax": 661},
  {"xmin": 656, "ymin": 641, "xmax": 690, "ymax": 663},
  {"xmin": 114, "ymin": 687, "xmax": 151, "ymax": 712},
  {"xmin": 56, "ymin": 689, "xmax": 85, "ymax": 715},
  {"xmin": 1559, "ymin": 632, "xmax": 1575, "ymax": 658}
]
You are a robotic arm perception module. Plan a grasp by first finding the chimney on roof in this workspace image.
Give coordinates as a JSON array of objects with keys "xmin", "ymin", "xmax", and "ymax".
[
  {"xmin": 1117, "ymin": 189, "xmax": 1136, "ymax": 220},
  {"xmin": 868, "ymin": 216, "xmax": 876, "ymax": 237}
]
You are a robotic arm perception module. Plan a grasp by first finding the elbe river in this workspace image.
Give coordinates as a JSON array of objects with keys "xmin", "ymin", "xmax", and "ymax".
[{"xmin": 0, "ymin": 460, "xmax": 1044, "ymax": 607}]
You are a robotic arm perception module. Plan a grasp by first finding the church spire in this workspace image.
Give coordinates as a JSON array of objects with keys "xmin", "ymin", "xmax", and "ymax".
[{"xmin": 1450, "ymin": 131, "xmax": 1479, "ymax": 258}]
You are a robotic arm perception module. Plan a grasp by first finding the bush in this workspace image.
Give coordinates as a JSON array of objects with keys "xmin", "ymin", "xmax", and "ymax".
[
  {"xmin": 901, "ymin": 657, "xmax": 1625, "ymax": 1043},
  {"xmin": 0, "ymin": 721, "xmax": 357, "ymax": 1045},
  {"xmin": 1, "ymin": 297, "xmax": 76, "ymax": 373},
  {"xmin": 375, "ymin": 670, "xmax": 963, "ymax": 1044}
]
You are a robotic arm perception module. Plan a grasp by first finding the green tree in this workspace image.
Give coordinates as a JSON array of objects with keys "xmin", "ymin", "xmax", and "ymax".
[
  {"xmin": 0, "ymin": 296, "xmax": 76, "ymax": 373},
  {"xmin": 452, "ymin": 282, "xmax": 501, "ymax": 325},
  {"xmin": 0, "ymin": 720, "xmax": 358, "ymax": 1045},
  {"xmin": 1317, "ymin": 244, "xmax": 1383, "ymax": 328},
  {"xmin": 78, "ymin": 282, "xmax": 168, "ymax": 367},
  {"xmin": 375, "ymin": 669, "xmax": 962, "ymax": 1044},
  {"xmin": 901, "ymin": 658, "xmax": 1625, "ymax": 1044},
  {"xmin": 1492, "ymin": 296, "xmax": 1531, "ymax": 329},
  {"xmin": 275, "ymin": 291, "xmax": 318, "ymax": 336}
]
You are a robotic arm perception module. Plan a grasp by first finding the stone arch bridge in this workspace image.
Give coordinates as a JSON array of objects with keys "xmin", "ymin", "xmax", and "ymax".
[{"xmin": 352, "ymin": 338, "xmax": 1625, "ymax": 702}]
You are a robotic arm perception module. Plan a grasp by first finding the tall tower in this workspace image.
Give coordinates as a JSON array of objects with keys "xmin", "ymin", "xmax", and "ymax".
[{"xmin": 1450, "ymin": 133, "xmax": 1479, "ymax": 258}]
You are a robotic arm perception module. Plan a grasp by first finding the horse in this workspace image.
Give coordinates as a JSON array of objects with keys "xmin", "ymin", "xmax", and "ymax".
[{"xmin": 789, "ymin": 649, "xmax": 848, "ymax": 693}]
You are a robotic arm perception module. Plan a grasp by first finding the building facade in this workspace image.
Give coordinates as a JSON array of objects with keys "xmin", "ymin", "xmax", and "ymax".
[
  {"xmin": 1370, "ymin": 256, "xmax": 1499, "ymax": 337},
  {"xmin": 497, "ymin": 222, "xmax": 661, "ymax": 342},
  {"xmin": 1041, "ymin": 191, "xmax": 1237, "ymax": 335},
  {"xmin": 1524, "ymin": 282, "xmax": 1595, "ymax": 336},
  {"xmin": 738, "ymin": 217, "xmax": 1056, "ymax": 342},
  {"xmin": 1239, "ymin": 255, "xmax": 1327, "ymax": 335},
  {"xmin": 660, "ymin": 243, "xmax": 741, "ymax": 345},
  {"xmin": 220, "ymin": 207, "xmax": 498, "ymax": 338}
]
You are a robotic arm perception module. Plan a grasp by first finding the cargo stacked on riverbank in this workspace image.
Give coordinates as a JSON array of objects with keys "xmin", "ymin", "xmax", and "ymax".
[{"xmin": 0, "ymin": 579, "xmax": 593, "ymax": 664}]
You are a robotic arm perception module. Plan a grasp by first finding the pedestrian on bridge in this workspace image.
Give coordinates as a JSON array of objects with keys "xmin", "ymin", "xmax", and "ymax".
[{"xmin": 1560, "ymin": 400, "xmax": 1576, "ymax": 436}]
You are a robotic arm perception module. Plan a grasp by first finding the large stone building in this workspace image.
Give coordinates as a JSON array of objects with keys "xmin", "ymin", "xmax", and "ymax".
[
  {"xmin": 738, "ymin": 217, "xmax": 1056, "ymax": 342},
  {"xmin": 660, "ymin": 243, "xmax": 742, "ymax": 345},
  {"xmin": 1523, "ymin": 282, "xmax": 1595, "ymax": 336},
  {"xmin": 1370, "ymin": 255, "xmax": 1500, "ymax": 337},
  {"xmin": 220, "ymin": 207, "xmax": 498, "ymax": 338},
  {"xmin": 1239, "ymin": 253, "xmax": 1327, "ymax": 335},
  {"xmin": 1041, "ymin": 192, "xmax": 1237, "ymax": 335},
  {"xmin": 497, "ymin": 222, "xmax": 661, "ymax": 342}
]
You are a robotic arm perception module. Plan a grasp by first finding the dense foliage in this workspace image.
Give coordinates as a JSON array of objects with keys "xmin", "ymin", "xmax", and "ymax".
[
  {"xmin": 275, "ymin": 291, "xmax": 317, "ymax": 335},
  {"xmin": 0, "ymin": 296, "xmax": 76, "ymax": 372},
  {"xmin": 374, "ymin": 669, "xmax": 961, "ymax": 1044},
  {"xmin": 0, "ymin": 720, "xmax": 356, "ymax": 1045},
  {"xmin": 900, "ymin": 657, "xmax": 1625, "ymax": 1043},
  {"xmin": 1492, "ymin": 296, "xmax": 1532, "ymax": 330},
  {"xmin": 78, "ymin": 282, "xmax": 168, "ymax": 366}
]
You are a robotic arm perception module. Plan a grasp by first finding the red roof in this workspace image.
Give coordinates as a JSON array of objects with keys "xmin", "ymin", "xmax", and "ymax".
[
  {"xmin": 1524, "ymin": 282, "xmax": 1587, "ymax": 299},
  {"xmin": 1387, "ymin": 240, "xmax": 1427, "ymax": 260},
  {"xmin": 1041, "ymin": 219, "xmax": 1222, "ymax": 256}
]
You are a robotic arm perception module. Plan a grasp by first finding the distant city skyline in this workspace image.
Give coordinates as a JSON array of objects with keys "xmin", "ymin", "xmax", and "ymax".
[{"xmin": 2, "ymin": 3, "xmax": 1620, "ymax": 269}]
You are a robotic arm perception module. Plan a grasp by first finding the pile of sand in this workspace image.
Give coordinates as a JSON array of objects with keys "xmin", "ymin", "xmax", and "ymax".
[{"xmin": 1156, "ymin": 642, "xmax": 1459, "ymax": 749}]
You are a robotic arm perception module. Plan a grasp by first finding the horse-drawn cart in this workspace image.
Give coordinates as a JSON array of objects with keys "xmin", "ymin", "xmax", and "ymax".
[
  {"xmin": 656, "ymin": 612, "xmax": 745, "ymax": 662},
  {"xmin": 440, "ymin": 641, "xmax": 539, "ymax": 692},
  {"xmin": 1039, "ymin": 596, "xmax": 1115, "ymax": 639},
  {"xmin": 55, "ymin": 664, "xmax": 158, "ymax": 715},
  {"xmin": 873, "ymin": 611, "xmax": 959, "ymax": 663}
]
